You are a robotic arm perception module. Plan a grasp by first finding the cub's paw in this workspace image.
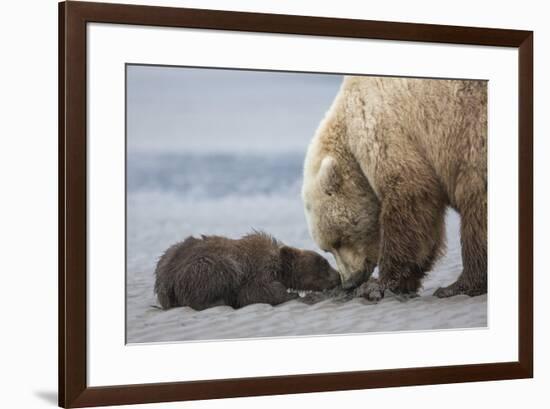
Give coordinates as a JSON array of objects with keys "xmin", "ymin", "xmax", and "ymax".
[
  {"xmin": 356, "ymin": 279, "xmax": 384, "ymax": 303},
  {"xmin": 299, "ymin": 291, "xmax": 325, "ymax": 305}
]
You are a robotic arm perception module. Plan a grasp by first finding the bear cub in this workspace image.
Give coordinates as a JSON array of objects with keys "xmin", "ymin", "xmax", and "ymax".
[{"xmin": 154, "ymin": 232, "xmax": 340, "ymax": 311}]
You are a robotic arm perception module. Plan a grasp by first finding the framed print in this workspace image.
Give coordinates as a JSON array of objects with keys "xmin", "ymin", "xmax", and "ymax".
[{"xmin": 59, "ymin": 1, "xmax": 533, "ymax": 407}]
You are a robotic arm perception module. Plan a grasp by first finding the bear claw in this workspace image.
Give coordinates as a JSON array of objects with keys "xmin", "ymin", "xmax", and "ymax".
[
  {"xmin": 434, "ymin": 281, "xmax": 486, "ymax": 298},
  {"xmin": 356, "ymin": 279, "xmax": 384, "ymax": 303},
  {"xmin": 434, "ymin": 286, "xmax": 453, "ymax": 298}
]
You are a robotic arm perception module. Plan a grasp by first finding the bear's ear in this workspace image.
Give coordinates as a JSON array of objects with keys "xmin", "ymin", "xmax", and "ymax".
[
  {"xmin": 318, "ymin": 156, "xmax": 342, "ymax": 196},
  {"xmin": 280, "ymin": 245, "xmax": 300, "ymax": 268}
]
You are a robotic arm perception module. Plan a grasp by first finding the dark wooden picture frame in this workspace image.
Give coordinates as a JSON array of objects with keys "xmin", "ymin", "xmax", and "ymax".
[{"xmin": 59, "ymin": 1, "xmax": 533, "ymax": 407}]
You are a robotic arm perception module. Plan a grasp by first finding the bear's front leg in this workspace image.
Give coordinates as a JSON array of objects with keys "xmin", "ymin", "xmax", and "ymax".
[{"xmin": 376, "ymin": 175, "xmax": 446, "ymax": 300}]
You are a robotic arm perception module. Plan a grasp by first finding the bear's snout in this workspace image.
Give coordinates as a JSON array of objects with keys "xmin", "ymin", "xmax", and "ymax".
[{"xmin": 340, "ymin": 259, "xmax": 376, "ymax": 290}]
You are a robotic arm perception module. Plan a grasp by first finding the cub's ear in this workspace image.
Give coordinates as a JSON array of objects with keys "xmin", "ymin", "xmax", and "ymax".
[{"xmin": 318, "ymin": 156, "xmax": 342, "ymax": 196}]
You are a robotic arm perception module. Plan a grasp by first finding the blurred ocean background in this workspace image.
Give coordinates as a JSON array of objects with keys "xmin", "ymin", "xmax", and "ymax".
[
  {"xmin": 126, "ymin": 66, "xmax": 486, "ymax": 343},
  {"xmin": 127, "ymin": 151, "xmax": 321, "ymax": 274}
]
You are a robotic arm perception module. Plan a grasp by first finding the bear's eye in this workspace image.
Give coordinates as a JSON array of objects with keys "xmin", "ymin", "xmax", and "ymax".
[{"xmin": 332, "ymin": 239, "xmax": 342, "ymax": 250}]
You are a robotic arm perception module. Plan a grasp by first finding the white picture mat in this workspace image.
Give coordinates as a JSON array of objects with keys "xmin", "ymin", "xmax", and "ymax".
[{"xmin": 87, "ymin": 23, "xmax": 518, "ymax": 387}]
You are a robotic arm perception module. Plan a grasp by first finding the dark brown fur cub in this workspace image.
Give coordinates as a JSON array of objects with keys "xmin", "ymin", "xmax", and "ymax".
[{"xmin": 154, "ymin": 232, "xmax": 340, "ymax": 311}]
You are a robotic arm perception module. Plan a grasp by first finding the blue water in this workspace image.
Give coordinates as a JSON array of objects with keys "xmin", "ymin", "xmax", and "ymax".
[{"xmin": 127, "ymin": 152, "xmax": 304, "ymax": 198}]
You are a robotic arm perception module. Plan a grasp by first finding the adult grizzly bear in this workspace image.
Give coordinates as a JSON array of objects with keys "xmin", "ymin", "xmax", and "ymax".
[
  {"xmin": 302, "ymin": 76, "xmax": 487, "ymax": 300},
  {"xmin": 154, "ymin": 232, "xmax": 340, "ymax": 310}
]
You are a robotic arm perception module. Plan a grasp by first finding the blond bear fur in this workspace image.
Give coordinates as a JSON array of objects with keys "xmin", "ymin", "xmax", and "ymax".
[{"xmin": 302, "ymin": 76, "xmax": 487, "ymax": 298}]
